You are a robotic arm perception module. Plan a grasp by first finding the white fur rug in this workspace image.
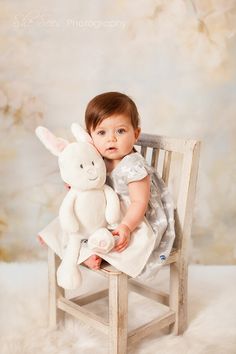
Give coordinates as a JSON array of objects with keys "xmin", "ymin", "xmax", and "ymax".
[{"xmin": 0, "ymin": 262, "xmax": 236, "ymax": 354}]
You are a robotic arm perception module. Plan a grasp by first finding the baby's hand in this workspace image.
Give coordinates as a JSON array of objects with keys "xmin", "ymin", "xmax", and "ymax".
[{"xmin": 112, "ymin": 224, "xmax": 131, "ymax": 252}]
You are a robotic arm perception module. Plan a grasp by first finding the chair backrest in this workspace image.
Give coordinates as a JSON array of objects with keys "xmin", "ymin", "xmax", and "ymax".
[{"xmin": 135, "ymin": 134, "xmax": 200, "ymax": 253}]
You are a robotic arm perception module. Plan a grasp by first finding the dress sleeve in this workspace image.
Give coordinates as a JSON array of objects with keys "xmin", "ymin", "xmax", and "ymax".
[{"xmin": 125, "ymin": 154, "xmax": 149, "ymax": 184}]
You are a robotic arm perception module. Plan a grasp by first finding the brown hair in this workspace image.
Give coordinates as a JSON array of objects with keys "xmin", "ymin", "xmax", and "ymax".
[{"xmin": 85, "ymin": 92, "xmax": 140, "ymax": 133}]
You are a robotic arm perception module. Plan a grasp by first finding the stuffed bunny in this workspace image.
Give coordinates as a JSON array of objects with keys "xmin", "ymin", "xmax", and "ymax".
[{"xmin": 35, "ymin": 123, "xmax": 120, "ymax": 290}]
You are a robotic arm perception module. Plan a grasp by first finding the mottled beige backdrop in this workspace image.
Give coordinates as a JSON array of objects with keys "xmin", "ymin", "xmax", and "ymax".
[{"xmin": 0, "ymin": 0, "xmax": 236, "ymax": 264}]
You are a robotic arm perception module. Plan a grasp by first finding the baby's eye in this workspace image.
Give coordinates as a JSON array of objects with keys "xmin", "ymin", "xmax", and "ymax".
[
  {"xmin": 80, "ymin": 164, "xmax": 83, "ymax": 169},
  {"xmin": 117, "ymin": 128, "xmax": 126, "ymax": 135},
  {"xmin": 97, "ymin": 130, "xmax": 105, "ymax": 136}
]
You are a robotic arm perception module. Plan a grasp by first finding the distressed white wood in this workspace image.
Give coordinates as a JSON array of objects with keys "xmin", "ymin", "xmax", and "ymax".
[
  {"xmin": 58, "ymin": 297, "xmax": 109, "ymax": 334},
  {"xmin": 81, "ymin": 262, "xmax": 123, "ymax": 279},
  {"xmin": 165, "ymin": 248, "xmax": 179, "ymax": 264},
  {"xmin": 129, "ymin": 279, "xmax": 169, "ymax": 305},
  {"xmin": 151, "ymin": 147, "xmax": 159, "ymax": 169},
  {"xmin": 109, "ymin": 273, "xmax": 128, "ymax": 354},
  {"xmin": 140, "ymin": 145, "xmax": 147, "ymax": 158},
  {"xmin": 170, "ymin": 141, "xmax": 201, "ymax": 334},
  {"xmin": 128, "ymin": 311, "xmax": 176, "ymax": 346},
  {"xmin": 136, "ymin": 133, "xmax": 198, "ymax": 154},
  {"xmin": 48, "ymin": 248, "xmax": 65, "ymax": 328},
  {"xmin": 71, "ymin": 288, "xmax": 108, "ymax": 306},
  {"xmin": 162, "ymin": 150, "xmax": 172, "ymax": 184}
]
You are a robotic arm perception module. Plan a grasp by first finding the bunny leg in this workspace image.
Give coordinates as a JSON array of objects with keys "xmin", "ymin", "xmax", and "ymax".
[{"xmin": 57, "ymin": 232, "xmax": 82, "ymax": 289}]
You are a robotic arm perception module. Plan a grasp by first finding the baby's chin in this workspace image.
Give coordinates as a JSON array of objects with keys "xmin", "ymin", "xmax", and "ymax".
[{"xmin": 103, "ymin": 151, "xmax": 123, "ymax": 160}]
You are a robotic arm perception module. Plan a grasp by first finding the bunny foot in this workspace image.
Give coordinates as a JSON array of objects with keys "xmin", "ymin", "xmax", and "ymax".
[
  {"xmin": 88, "ymin": 228, "xmax": 115, "ymax": 254},
  {"xmin": 57, "ymin": 263, "xmax": 82, "ymax": 290}
]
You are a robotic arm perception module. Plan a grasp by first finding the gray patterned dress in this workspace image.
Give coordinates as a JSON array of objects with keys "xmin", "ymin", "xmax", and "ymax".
[{"xmin": 106, "ymin": 152, "xmax": 175, "ymax": 281}]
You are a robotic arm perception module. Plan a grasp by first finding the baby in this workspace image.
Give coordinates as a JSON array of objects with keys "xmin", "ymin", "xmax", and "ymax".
[{"xmin": 83, "ymin": 91, "xmax": 150, "ymax": 270}]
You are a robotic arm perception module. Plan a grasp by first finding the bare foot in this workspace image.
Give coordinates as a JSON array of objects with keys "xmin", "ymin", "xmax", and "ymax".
[{"xmin": 83, "ymin": 255, "xmax": 102, "ymax": 270}]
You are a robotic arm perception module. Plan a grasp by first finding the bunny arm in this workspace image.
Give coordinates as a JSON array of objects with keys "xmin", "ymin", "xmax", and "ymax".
[
  {"xmin": 103, "ymin": 184, "xmax": 120, "ymax": 226},
  {"xmin": 59, "ymin": 189, "xmax": 79, "ymax": 233}
]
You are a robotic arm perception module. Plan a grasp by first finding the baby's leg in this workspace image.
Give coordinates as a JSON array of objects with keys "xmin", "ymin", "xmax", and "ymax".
[{"xmin": 83, "ymin": 255, "xmax": 102, "ymax": 270}]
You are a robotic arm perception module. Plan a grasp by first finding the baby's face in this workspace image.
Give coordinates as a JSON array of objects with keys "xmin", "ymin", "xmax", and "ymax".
[{"xmin": 90, "ymin": 114, "xmax": 140, "ymax": 162}]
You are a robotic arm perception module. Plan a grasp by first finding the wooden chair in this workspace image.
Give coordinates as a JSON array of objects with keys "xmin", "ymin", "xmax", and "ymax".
[{"xmin": 48, "ymin": 133, "xmax": 201, "ymax": 354}]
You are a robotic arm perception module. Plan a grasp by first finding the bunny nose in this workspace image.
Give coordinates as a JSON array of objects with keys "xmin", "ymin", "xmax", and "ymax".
[{"xmin": 86, "ymin": 166, "xmax": 98, "ymax": 180}]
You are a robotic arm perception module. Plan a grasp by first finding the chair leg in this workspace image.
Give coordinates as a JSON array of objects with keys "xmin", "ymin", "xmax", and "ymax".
[
  {"xmin": 169, "ymin": 261, "xmax": 188, "ymax": 335},
  {"xmin": 48, "ymin": 248, "xmax": 65, "ymax": 328},
  {"xmin": 108, "ymin": 273, "xmax": 128, "ymax": 354}
]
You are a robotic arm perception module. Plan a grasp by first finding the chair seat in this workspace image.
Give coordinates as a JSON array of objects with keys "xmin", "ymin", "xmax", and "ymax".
[
  {"xmin": 99, "ymin": 262, "xmax": 123, "ymax": 275},
  {"xmin": 82, "ymin": 261, "xmax": 123, "ymax": 276},
  {"xmin": 88, "ymin": 248, "xmax": 179, "ymax": 278}
]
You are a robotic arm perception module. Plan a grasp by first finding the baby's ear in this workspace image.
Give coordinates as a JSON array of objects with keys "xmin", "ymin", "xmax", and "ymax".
[
  {"xmin": 135, "ymin": 127, "xmax": 141, "ymax": 141},
  {"xmin": 71, "ymin": 123, "xmax": 93, "ymax": 145},
  {"xmin": 35, "ymin": 126, "xmax": 69, "ymax": 156}
]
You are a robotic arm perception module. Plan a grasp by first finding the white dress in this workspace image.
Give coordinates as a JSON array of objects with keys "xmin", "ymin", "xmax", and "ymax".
[{"xmin": 39, "ymin": 152, "xmax": 175, "ymax": 280}]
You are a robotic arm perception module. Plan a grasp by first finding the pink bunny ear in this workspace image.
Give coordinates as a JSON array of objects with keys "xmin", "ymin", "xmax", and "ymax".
[
  {"xmin": 71, "ymin": 123, "xmax": 94, "ymax": 145},
  {"xmin": 35, "ymin": 126, "xmax": 69, "ymax": 156}
]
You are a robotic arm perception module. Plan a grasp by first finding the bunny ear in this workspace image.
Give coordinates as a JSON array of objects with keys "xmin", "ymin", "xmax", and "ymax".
[
  {"xmin": 35, "ymin": 126, "xmax": 69, "ymax": 156},
  {"xmin": 71, "ymin": 123, "xmax": 94, "ymax": 144}
]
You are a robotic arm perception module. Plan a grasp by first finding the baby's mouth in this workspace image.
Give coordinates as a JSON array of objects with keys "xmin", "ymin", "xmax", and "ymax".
[{"xmin": 107, "ymin": 147, "xmax": 117, "ymax": 152}]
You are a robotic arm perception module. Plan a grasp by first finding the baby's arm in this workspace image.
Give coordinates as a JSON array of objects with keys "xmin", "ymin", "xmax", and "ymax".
[{"xmin": 113, "ymin": 175, "xmax": 150, "ymax": 252}]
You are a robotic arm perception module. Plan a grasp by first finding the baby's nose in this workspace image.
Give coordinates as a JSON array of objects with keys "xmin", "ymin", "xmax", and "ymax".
[{"xmin": 108, "ymin": 133, "xmax": 117, "ymax": 142}]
